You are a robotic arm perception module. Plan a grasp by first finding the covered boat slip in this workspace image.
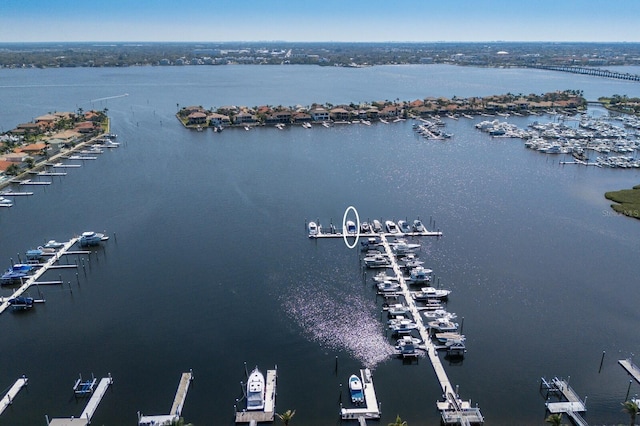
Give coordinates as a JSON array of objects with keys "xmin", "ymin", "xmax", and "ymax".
[
  {"xmin": 340, "ymin": 369, "xmax": 380, "ymax": 420},
  {"xmin": 138, "ymin": 371, "xmax": 193, "ymax": 426},
  {"xmin": 235, "ymin": 369, "xmax": 277, "ymax": 424}
]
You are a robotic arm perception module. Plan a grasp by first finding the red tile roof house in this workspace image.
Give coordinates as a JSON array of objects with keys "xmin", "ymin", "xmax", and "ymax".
[
  {"xmin": 74, "ymin": 121, "xmax": 100, "ymax": 134},
  {"xmin": 17, "ymin": 142, "xmax": 47, "ymax": 156},
  {"xmin": 187, "ymin": 112, "xmax": 207, "ymax": 125}
]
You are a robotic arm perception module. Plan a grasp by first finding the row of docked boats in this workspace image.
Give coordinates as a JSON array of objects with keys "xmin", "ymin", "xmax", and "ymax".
[{"xmin": 307, "ymin": 217, "xmax": 428, "ymax": 238}]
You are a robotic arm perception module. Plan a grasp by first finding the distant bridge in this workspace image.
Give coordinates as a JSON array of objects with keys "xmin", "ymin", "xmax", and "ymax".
[{"xmin": 531, "ymin": 65, "xmax": 640, "ymax": 82}]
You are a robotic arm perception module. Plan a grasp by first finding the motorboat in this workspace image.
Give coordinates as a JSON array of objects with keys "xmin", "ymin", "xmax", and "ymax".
[
  {"xmin": 389, "ymin": 318, "xmax": 418, "ymax": 335},
  {"xmin": 308, "ymin": 221, "xmax": 319, "ymax": 237},
  {"xmin": 427, "ymin": 317, "xmax": 459, "ymax": 332},
  {"xmin": 246, "ymin": 367, "xmax": 265, "ymax": 411},
  {"xmin": 346, "ymin": 220, "xmax": 357, "ymax": 235},
  {"xmin": 79, "ymin": 231, "xmax": 109, "ymax": 246},
  {"xmin": 360, "ymin": 237, "xmax": 382, "ymax": 251},
  {"xmin": 423, "ymin": 309, "xmax": 456, "ymax": 320},
  {"xmin": 412, "ymin": 219, "xmax": 425, "ymax": 232},
  {"xmin": 377, "ymin": 280, "xmax": 401, "ymax": 293},
  {"xmin": 8, "ymin": 296, "xmax": 35, "ymax": 310},
  {"xmin": 26, "ymin": 246, "xmax": 56, "ymax": 260},
  {"xmin": 372, "ymin": 220, "xmax": 383, "ymax": 233},
  {"xmin": 385, "ymin": 220, "xmax": 399, "ymax": 233},
  {"xmin": 445, "ymin": 339, "xmax": 466, "ymax": 357},
  {"xmin": 43, "ymin": 240, "xmax": 65, "ymax": 249},
  {"xmin": 396, "ymin": 335, "xmax": 419, "ymax": 357},
  {"xmin": 397, "ymin": 220, "xmax": 411, "ymax": 233},
  {"xmin": 434, "ymin": 332, "xmax": 465, "ymax": 344},
  {"xmin": 412, "ymin": 286, "xmax": 451, "ymax": 300},
  {"xmin": 363, "ymin": 253, "xmax": 390, "ymax": 268},
  {"xmin": 360, "ymin": 221, "xmax": 371, "ymax": 233},
  {"xmin": 408, "ymin": 266, "xmax": 433, "ymax": 284},
  {"xmin": 385, "ymin": 303, "xmax": 410, "ymax": 316},
  {"xmin": 0, "ymin": 197, "xmax": 13, "ymax": 207},
  {"xmin": 349, "ymin": 374, "xmax": 364, "ymax": 404},
  {"xmin": 399, "ymin": 253, "xmax": 424, "ymax": 269},
  {"xmin": 391, "ymin": 240, "xmax": 421, "ymax": 255},
  {"xmin": 372, "ymin": 271, "xmax": 398, "ymax": 283},
  {"xmin": 1, "ymin": 264, "xmax": 33, "ymax": 282}
]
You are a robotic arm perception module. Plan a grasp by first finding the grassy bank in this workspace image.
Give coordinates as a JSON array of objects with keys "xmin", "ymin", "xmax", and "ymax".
[{"xmin": 604, "ymin": 184, "xmax": 640, "ymax": 220}]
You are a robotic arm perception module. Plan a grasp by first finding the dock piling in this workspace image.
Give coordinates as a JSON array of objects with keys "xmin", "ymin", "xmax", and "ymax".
[{"xmin": 599, "ymin": 350, "xmax": 605, "ymax": 373}]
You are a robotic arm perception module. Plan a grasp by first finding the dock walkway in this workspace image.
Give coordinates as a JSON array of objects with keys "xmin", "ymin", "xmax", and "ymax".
[
  {"xmin": 234, "ymin": 368, "xmax": 277, "ymax": 424},
  {"xmin": 619, "ymin": 358, "xmax": 640, "ymax": 384},
  {"xmin": 0, "ymin": 376, "xmax": 28, "ymax": 416},
  {"xmin": 378, "ymin": 235, "xmax": 483, "ymax": 424},
  {"xmin": 138, "ymin": 371, "xmax": 194, "ymax": 426},
  {"xmin": 0, "ymin": 237, "xmax": 80, "ymax": 316},
  {"xmin": 541, "ymin": 377, "xmax": 587, "ymax": 425}
]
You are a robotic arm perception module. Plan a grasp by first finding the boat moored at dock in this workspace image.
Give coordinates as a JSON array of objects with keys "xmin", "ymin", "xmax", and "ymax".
[
  {"xmin": 79, "ymin": 231, "xmax": 109, "ymax": 246},
  {"xmin": 246, "ymin": 367, "xmax": 265, "ymax": 411},
  {"xmin": 348, "ymin": 374, "xmax": 364, "ymax": 404}
]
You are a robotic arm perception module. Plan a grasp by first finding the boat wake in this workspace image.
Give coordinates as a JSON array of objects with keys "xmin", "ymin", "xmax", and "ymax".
[{"xmin": 282, "ymin": 286, "xmax": 396, "ymax": 368}]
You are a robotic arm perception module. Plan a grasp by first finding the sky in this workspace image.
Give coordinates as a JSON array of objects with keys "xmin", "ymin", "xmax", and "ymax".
[{"xmin": 1, "ymin": 0, "xmax": 639, "ymax": 43}]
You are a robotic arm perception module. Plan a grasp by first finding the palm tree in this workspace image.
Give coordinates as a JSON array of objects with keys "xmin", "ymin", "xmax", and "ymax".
[
  {"xmin": 544, "ymin": 413, "xmax": 563, "ymax": 426},
  {"xmin": 170, "ymin": 418, "xmax": 193, "ymax": 426},
  {"xmin": 388, "ymin": 414, "xmax": 408, "ymax": 426},
  {"xmin": 276, "ymin": 409, "xmax": 296, "ymax": 426},
  {"xmin": 622, "ymin": 400, "xmax": 639, "ymax": 426}
]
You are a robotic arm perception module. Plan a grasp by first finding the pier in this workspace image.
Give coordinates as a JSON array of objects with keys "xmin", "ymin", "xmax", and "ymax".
[
  {"xmin": 0, "ymin": 236, "xmax": 80, "ymax": 316},
  {"xmin": 47, "ymin": 375, "xmax": 113, "ymax": 426},
  {"xmin": 138, "ymin": 370, "xmax": 194, "ymax": 426},
  {"xmin": 531, "ymin": 65, "xmax": 640, "ymax": 82},
  {"xmin": 340, "ymin": 368, "xmax": 381, "ymax": 421},
  {"xmin": 619, "ymin": 358, "xmax": 640, "ymax": 384},
  {"xmin": 540, "ymin": 377, "xmax": 587, "ymax": 426},
  {"xmin": 0, "ymin": 376, "xmax": 28, "ymax": 416},
  {"xmin": 235, "ymin": 368, "xmax": 277, "ymax": 424}
]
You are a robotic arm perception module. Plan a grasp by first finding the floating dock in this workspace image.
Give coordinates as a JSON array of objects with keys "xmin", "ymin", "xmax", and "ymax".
[
  {"xmin": 235, "ymin": 368, "xmax": 277, "ymax": 424},
  {"xmin": 47, "ymin": 375, "xmax": 113, "ymax": 426},
  {"xmin": 0, "ymin": 237, "xmax": 80, "ymax": 316},
  {"xmin": 540, "ymin": 377, "xmax": 587, "ymax": 426},
  {"xmin": 340, "ymin": 368, "xmax": 380, "ymax": 421},
  {"xmin": 0, "ymin": 376, "xmax": 28, "ymax": 416},
  {"xmin": 138, "ymin": 370, "xmax": 193, "ymax": 426},
  {"xmin": 619, "ymin": 358, "xmax": 640, "ymax": 384}
]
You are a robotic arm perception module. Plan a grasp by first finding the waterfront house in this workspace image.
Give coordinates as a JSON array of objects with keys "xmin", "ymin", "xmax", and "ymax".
[
  {"xmin": 187, "ymin": 112, "xmax": 207, "ymax": 125},
  {"xmin": 17, "ymin": 142, "xmax": 47, "ymax": 156},
  {"xmin": 292, "ymin": 112, "xmax": 312, "ymax": 123},
  {"xmin": 330, "ymin": 107, "xmax": 350, "ymax": 122},
  {"xmin": 1, "ymin": 152, "xmax": 29, "ymax": 163},
  {"xmin": 310, "ymin": 107, "xmax": 330, "ymax": 122},
  {"xmin": 208, "ymin": 113, "xmax": 231, "ymax": 127},
  {"xmin": 74, "ymin": 121, "xmax": 100, "ymax": 134},
  {"xmin": 234, "ymin": 112, "xmax": 258, "ymax": 125}
]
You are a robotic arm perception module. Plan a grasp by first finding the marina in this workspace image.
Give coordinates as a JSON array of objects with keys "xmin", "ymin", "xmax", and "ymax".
[{"xmin": 540, "ymin": 377, "xmax": 588, "ymax": 426}]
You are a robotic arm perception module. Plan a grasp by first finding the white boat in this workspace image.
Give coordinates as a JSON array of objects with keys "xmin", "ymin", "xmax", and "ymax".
[
  {"xmin": 79, "ymin": 231, "xmax": 109, "ymax": 246},
  {"xmin": 377, "ymin": 280, "xmax": 401, "ymax": 293},
  {"xmin": 302, "ymin": 122, "xmax": 312, "ymax": 129},
  {"xmin": 372, "ymin": 220, "xmax": 383, "ymax": 233},
  {"xmin": 246, "ymin": 367, "xmax": 265, "ymax": 411},
  {"xmin": 0, "ymin": 197, "xmax": 13, "ymax": 207},
  {"xmin": 349, "ymin": 374, "xmax": 364, "ymax": 403},
  {"xmin": 434, "ymin": 332, "xmax": 466, "ymax": 344},
  {"xmin": 389, "ymin": 318, "xmax": 418, "ymax": 334},
  {"xmin": 308, "ymin": 221, "xmax": 319, "ymax": 237},
  {"xmin": 391, "ymin": 240, "xmax": 421, "ymax": 255},
  {"xmin": 412, "ymin": 286, "xmax": 450, "ymax": 301},
  {"xmin": 423, "ymin": 309, "xmax": 456, "ymax": 320},
  {"xmin": 359, "ymin": 221, "xmax": 371, "ymax": 233},
  {"xmin": 372, "ymin": 271, "xmax": 398, "ymax": 283},
  {"xmin": 43, "ymin": 240, "xmax": 65, "ymax": 249},
  {"xmin": 427, "ymin": 317, "xmax": 459, "ymax": 332},
  {"xmin": 412, "ymin": 219, "xmax": 425, "ymax": 232},
  {"xmin": 346, "ymin": 220, "xmax": 357, "ymax": 235},
  {"xmin": 363, "ymin": 253, "xmax": 390, "ymax": 268},
  {"xmin": 397, "ymin": 220, "xmax": 411, "ymax": 233},
  {"xmin": 385, "ymin": 303, "xmax": 410, "ymax": 316},
  {"xmin": 396, "ymin": 335, "xmax": 419, "ymax": 357},
  {"xmin": 385, "ymin": 220, "xmax": 399, "ymax": 233},
  {"xmin": 408, "ymin": 266, "xmax": 433, "ymax": 284}
]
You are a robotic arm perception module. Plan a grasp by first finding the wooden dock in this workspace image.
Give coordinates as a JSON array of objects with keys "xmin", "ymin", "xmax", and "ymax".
[
  {"xmin": 340, "ymin": 368, "xmax": 380, "ymax": 420},
  {"xmin": 0, "ymin": 376, "xmax": 28, "ymax": 416},
  {"xmin": 47, "ymin": 375, "xmax": 113, "ymax": 426},
  {"xmin": 235, "ymin": 368, "xmax": 277, "ymax": 424},
  {"xmin": 138, "ymin": 371, "xmax": 193, "ymax": 426},
  {"xmin": 619, "ymin": 358, "xmax": 640, "ymax": 383},
  {"xmin": 0, "ymin": 237, "xmax": 79, "ymax": 316}
]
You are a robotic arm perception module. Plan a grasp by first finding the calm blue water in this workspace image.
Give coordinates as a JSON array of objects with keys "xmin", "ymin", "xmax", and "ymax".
[{"xmin": 1, "ymin": 65, "xmax": 640, "ymax": 425}]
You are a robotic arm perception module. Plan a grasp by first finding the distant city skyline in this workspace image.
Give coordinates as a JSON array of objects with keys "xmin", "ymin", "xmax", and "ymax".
[{"xmin": 1, "ymin": 0, "xmax": 638, "ymax": 43}]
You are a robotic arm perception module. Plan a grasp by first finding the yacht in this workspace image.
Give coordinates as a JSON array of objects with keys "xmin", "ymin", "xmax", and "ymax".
[
  {"xmin": 412, "ymin": 219, "xmax": 425, "ymax": 232},
  {"xmin": 79, "ymin": 231, "xmax": 109, "ymax": 246},
  {"xmin": 385, "ymin": 220, "xmax": 399, "ymax": 233},
  {"xmin": 372, "ymin": 220, "xmax": 383, "ymax": 233},
  {"xmin": 377, "ymin": 280, "xmax": 401, "ymax": 293},
  {"xmin": 308, "ymin": 221, "xmax": 319, "ymax": 237},
  {"xmin": 408, "ymin": 266, "xmax": 433, "ymax": 284},
  {"xmin": 349, "ymin": 374, "xmax": 364, "ymax": 404},
  {"xmin": 397, "ymin": 220, "xmax": 411, "ymax": 233},
  {"xmin": 346, "ymin": 220, "xmax": 357, "ymax": 235},
  {"xmin": 385, "ymin": 303, "xmax": 410, "ymax": 316},
  {"xmin": 246, "ymin": 367, "xmax": 265, "ymax": 410},
  {"xmin": 427, "ymin": 317, "xmax": 459, "ymax": 332},
  {"xmin": 412, "ymin": 286, "xmax": 450, "ymax": 301},
  {"xmin": 359, "ymin": 221, "xmax": 371, "ymax": 233},
  {"xmin": 363, "ymin": 253, "xmax": 390, "ymax": 268},
  {"xmin": 391, "ymin": 240, "xmax": 421, "ymax": 255},
  {"xmin": 389, "ymin": 318, "xmax": 418, "ymax": 335}
]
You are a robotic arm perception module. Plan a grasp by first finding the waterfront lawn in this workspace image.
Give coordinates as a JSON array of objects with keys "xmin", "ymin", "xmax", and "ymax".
[{"xmin": 605, "ymin": 184, "xmax": 640, "ymax": 220}]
